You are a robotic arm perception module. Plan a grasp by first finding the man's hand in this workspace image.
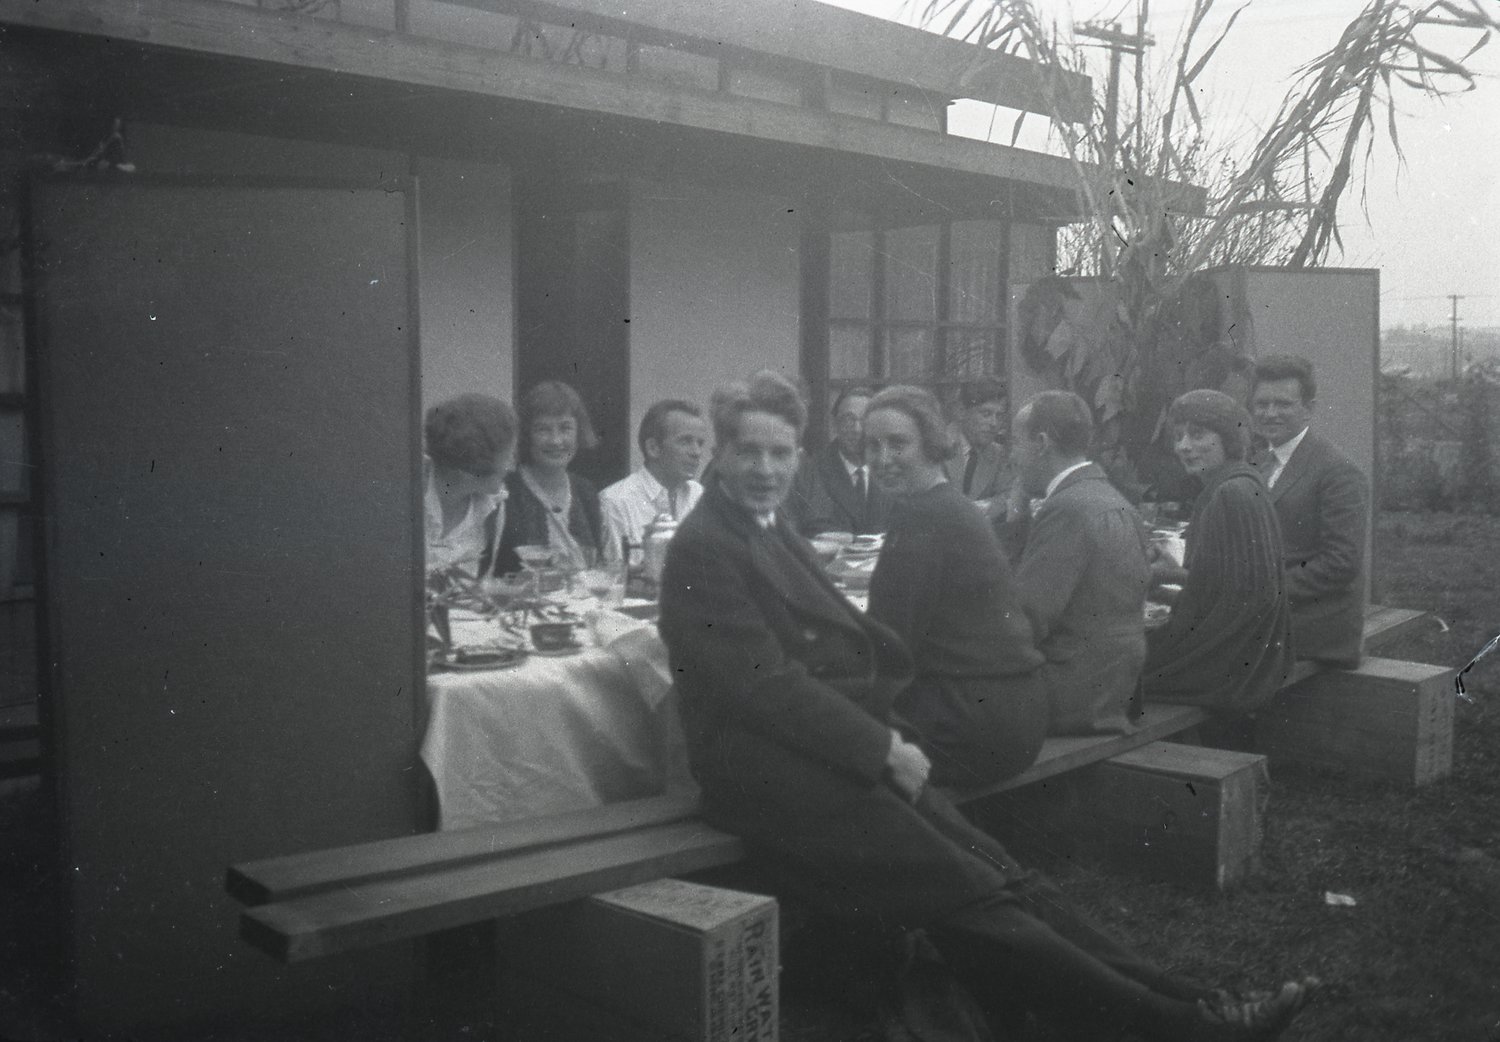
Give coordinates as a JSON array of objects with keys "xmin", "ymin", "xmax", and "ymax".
[
  {"xmin": 1006, "ymin": 481, "xmax": 1028, "ymax": 517},
  {"xmin": 884, "ymin": 729, "xmax": 932, "ymax": 802}
]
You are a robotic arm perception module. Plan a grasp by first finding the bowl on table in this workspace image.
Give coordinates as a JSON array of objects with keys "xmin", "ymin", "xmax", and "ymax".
[
  {"xmin": 514, "ymin": 544, "xmax": 557, "ymax": 570},
  {"xmin": 841, "ymin": 534, "xmax": 884, "ymax": 560},
  {"xmin": 808, "ymin": 535, "xmax": 849, "ymax": 566},
  {"xmin": 530, "ymin": 620, "xmax": 582, "ymax": 652}
]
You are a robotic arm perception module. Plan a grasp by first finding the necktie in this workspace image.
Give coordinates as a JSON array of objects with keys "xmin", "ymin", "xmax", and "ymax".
[
  {"xmin": 852, "ymin": 467, "xmax": 866, "ymax": 503},
  {"xmin": 962, "ymin": 450, "xmax": 979, "ymax": 495}
]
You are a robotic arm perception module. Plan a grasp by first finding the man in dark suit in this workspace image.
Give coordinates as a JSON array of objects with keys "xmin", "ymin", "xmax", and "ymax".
[
  {"xmin": 1250, "ymin": 355, "xmax": 1370, "ymax": 668},
  {"xmin": 943, "ymin": 378, "xmax": 1015, "ymax": 522},
  {"xmin": 1011, "ymin": 391, "xmax": 1152, "ymax": 734},
  {"xmin": 659, "ymin": 369, "xmax": 1314, "ymax": 1042},
  {"xmin": 787, "ymin": 385, "xmax": 890, "ymax": 535}
]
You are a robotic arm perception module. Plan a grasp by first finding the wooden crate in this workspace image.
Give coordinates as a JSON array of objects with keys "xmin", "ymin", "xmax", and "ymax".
[
  {"xmin": 1255, "ymin": 656, "xmax": 1454, "ymax": 785},
  {"xmin": 982, "ymin": 741, "xmax": 1269, "ymax": 891},
  {"xmin": 514, "ymin": 879, "xmax": 778, "ymax": 1042}
]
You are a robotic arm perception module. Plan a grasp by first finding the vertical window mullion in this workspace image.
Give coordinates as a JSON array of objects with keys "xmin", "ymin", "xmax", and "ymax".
[{"xmin": 870, "ymin": 228, "xmax": 886, "ymax": 380}]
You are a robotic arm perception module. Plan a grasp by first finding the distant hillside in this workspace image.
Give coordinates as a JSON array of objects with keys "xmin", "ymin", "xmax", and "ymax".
[{"xmin": 1382, "ymin": 325, "xmax": 1500, "ymax": 377}]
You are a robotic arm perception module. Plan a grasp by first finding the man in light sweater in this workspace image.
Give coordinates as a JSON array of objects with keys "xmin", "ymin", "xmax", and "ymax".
[{"xmin": 599, "ymin": 399, "xmax": 709, "ymax": 558}]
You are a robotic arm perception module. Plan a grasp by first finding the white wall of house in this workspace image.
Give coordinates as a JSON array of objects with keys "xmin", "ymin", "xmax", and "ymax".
[
  {"xmin": 413, "ymin": 156, "xmax": 514, "ymax": 410},
  {"xmin": 125, "ymin": 124, "xmax": 512, "ymax": 414},
  {"xmin": 628, "ymin": 179, "xmax": 801, "ymax": 468}
]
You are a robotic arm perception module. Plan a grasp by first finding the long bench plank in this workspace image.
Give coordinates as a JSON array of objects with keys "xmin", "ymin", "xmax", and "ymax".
[
  {"xmin": 948, "ymin": 702, "xmax": 1210, "ymax": 805},
  {"xmin": 241, "ymin": 819, "xmax": 744, "ymax": 962},
  {"xmin": 232, "ymin": 603, "xmax": 1438, "ymax": 963},
  {"xmin": 228, "ymin": 787, "xmax": 705, "ymax": 906},
  {"xmin": 1361, "ymin": 605, "xmax": 1432, "ymax": 652}
]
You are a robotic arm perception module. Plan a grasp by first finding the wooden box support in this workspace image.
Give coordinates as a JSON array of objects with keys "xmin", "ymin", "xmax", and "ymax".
[
  {"xmin": 511, "ymin": 879, "xmax": 779, "ymax": 1042},
  {"xmin": 982, "ymin": 742, "xmax": 1269, "ymax": 891},
  {"xmin": 1255, "ymin": 656, "xmax": 1454, "ymax": 786}
]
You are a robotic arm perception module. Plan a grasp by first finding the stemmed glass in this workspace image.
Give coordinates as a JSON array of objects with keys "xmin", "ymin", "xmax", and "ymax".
[
  {"xmin": 579, "ymin": 548, "xmax": 626, "ymax": 609},
  {"xmin": 513, "ymin": 544, "xmax": 555, "ymax": 599}
]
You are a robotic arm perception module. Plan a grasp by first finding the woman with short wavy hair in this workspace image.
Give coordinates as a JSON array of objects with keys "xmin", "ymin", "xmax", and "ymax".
[
  {"xmin": 494, "ymin": 380, "xmax": 604, "ymax": 574},
  {"xmin": 863, "ymin": 385, "xmax": 1048, "ymax": 787},
  {"xmin": 423, "ymin": 393, "xmax": 517, "ymax": 578},
  {"xmin": 1144, "ymin": 389, "xmax": 1294, "ymax": 713}
]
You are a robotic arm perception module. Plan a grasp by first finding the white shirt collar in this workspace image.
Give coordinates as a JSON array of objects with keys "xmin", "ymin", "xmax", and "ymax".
[
  {"xmin": 1044, "ymin": 459, "xmax": 1092, "ymax": 500},
  {"xmin": 838, "ymin": 450, "xmax": 864, "ymax": 480},
  {"xmin": 1272, "ymin": 426, "xmax": 1310, "ymax": 465},
  {"xmin": 636, "ymin": 466, "xmax": 672, "ymax": 502},
  {"xmin": 639, "ymin": 465, "xmax": 697, "ymax": 508}
]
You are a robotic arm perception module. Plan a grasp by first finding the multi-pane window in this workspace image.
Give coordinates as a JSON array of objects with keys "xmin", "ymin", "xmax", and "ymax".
[{"xmin": 829, "ymin": 219, "xmax": 1008, "ymax": 392}]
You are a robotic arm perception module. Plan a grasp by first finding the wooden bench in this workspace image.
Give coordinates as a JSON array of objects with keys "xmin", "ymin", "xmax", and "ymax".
[
  {"xmin": 945, "ymin": 603, "xmax": 1447, "ymax": 887},
  {"xmin": 228, "ymin": 789, "xmax": 740, "ymax": 963},
  {"xmin": 227, "ymin": 603, "xmax": 1448, "ymax": 985}
]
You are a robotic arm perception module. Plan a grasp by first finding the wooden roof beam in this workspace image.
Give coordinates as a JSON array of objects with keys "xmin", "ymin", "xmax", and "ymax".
[
  {"xmin": 441, "ymin": 0, "xmax": 1093, "ymax": 121},
  {"xmin": 1, "ymin": 0, "xmax": 1088, "ymax": 196}
]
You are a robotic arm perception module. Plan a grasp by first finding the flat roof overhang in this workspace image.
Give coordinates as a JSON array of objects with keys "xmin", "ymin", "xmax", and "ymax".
[{"xmin": 2, "ymin": 1, "xmax": 1096, "ymax": 223}]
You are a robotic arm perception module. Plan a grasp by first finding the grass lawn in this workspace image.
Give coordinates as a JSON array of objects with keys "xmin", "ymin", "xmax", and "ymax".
[
  {"xmin": 1014, "ymin": 510, "xmax": 1500, "ymax": 1042},
  {"xmin": 783, "ymin": 509, "xmax": 1500, "ymax": 1042}
]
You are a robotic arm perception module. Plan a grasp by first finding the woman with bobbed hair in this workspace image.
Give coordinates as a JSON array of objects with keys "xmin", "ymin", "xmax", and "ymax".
[
  {"xmin": 494, "ymin": 380, "xmax": 604, "ymax": 574},
  {"xmin": 1143, "ymin": 389, "xmax": 1293, "ymax": 714},
  {"xmin": 424, "ymin": 393, "xmax": 517, "ymax": 578},
  {"xmin": 863, "ymin": 385, "xmax": 1048, "ymax": 786}
]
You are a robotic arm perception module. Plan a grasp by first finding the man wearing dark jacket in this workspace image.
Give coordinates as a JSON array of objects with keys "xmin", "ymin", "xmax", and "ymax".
[
  {"xmin": 788, "ymin": 385, "xmax": 890, "ymax": 535},
  {"xmin": 1250, "ymin": 355, "xmax": 1369, "ymax": 667},
  {"xmin": 659, "ymin": 369, "xmax": 1314, "ymax": 1042},
  {"xmin": 1011, "ymin": 390, "xmax": 1152, "ymax": 734}
]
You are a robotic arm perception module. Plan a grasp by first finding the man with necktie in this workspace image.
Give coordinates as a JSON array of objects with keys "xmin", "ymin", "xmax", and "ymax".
[
  {"xmin": 943, "ymin": 378, "xmax": 1015, "ymax": 522},
  {"xmin": 786, "ymin": 385, "xmax": 890, "ymax": 535},
  {"xmin": 1250, "ymin": 355, "xmax": 1370, "ymax": 668}
]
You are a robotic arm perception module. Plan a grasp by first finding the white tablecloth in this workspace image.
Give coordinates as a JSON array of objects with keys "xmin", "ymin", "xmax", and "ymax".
[{"xmin": 421, "ymin": 618, "xmax": 690, "ymax": 830}]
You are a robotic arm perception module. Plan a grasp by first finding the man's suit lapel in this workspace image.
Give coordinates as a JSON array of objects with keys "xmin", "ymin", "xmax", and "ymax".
[
  {"xmin": 973, "ymin": 446, "xmax": 1001, "ymax": 498},
  {"xmin": 943, "ymin": 453, "xmax": 964, "ymax": 487},
  {"xmin": 819, "ymin": 445, "xmax": 863, "ymax": 528},
  {"xmin": 750, "ymin": 517, "xmax": 865, "ymax": 634},
  {"xmin": 1269, "ymin": 432, "xmax": 1319, "ymax": 504}
]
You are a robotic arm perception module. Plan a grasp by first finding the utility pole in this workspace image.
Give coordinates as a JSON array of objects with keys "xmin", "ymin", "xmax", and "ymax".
[
  {"xmin": 1078, "ymin": 19, "xmax": 1154, "ymax": 276},
  {"xmin": 1449, "ymin": 294, "xmax": 1465, "ymax": 382}
]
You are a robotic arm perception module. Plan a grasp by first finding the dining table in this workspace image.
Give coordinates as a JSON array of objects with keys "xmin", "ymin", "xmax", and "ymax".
[{"xmin": 420, "ymin": 608, "xmax": 691, "ymax": 831}]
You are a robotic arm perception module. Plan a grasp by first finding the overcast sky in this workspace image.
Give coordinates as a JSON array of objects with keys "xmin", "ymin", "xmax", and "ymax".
[{"xmin": 832, "ymin": 0, "xmax": 1500, "ymax": 331}]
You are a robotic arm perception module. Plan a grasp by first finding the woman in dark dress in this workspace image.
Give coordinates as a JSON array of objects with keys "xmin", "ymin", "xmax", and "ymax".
[
  {"xmin": 494, "ymin": 380, "xmax": 604, "ymax": 574},
  {"xmin": 1144, "ymin": 389, "xmax": 1294, "ymax": 713},
  {"xmin": 658, "ymin": 370, "xmax": 1315, "ymax": 1042},
  {"xmin": 863, "ymin": 385, "xmax": 1049, "ymax": 788}
]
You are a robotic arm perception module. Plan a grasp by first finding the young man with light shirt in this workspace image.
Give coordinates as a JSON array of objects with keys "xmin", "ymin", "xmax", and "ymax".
[
  {"xmin": 1010, "ymin": 390, "xmax": 1153, "ymax": 734},
  {"xmin": 1250, "ymin": 355, "xmax": 1370, "ymax": 668},
  {"xmin": 599, "ymin": 399, "xmax": 709, "ymax": 557}
]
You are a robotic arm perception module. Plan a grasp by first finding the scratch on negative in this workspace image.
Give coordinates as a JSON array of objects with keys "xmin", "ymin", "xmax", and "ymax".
[{"xmin": 1453, "ymin": 631, "xmax": 1500, "ymax": 703}]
